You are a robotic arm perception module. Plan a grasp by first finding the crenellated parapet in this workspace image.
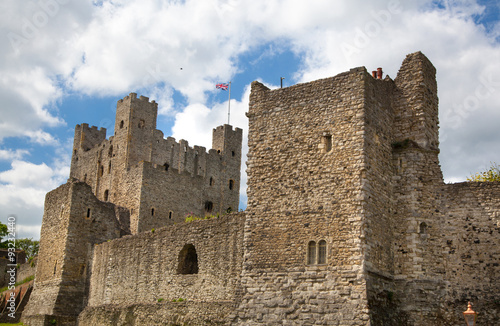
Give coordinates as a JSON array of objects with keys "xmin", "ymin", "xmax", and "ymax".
[{"xmin": 73, "ymin": 123, "xmax": 107, "ymax": 152}]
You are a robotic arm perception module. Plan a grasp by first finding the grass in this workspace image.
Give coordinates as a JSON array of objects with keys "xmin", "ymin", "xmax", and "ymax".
[{"xmin": 0, "ymin": 275, "xmax": 34, "ymax": 293}]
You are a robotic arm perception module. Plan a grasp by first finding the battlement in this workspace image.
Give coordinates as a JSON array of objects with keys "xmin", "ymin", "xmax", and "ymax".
[
  {"xmin": 73, "ymin": 123, "xmax": 107, "ymax": 152},
  {"xmin": 118, "ymin": 92, "xmax": 157, "ymax": 105}
]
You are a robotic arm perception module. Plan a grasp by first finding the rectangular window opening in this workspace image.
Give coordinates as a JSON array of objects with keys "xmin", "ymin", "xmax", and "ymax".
[{"xmin": 322, "ymin": 135, "xmax": 332, "ymax": 153}]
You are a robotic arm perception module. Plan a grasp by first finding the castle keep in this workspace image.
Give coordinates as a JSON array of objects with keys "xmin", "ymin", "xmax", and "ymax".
[{"xmin": 22, "ymin": 52, "xmax": 499, "ymax": 325}]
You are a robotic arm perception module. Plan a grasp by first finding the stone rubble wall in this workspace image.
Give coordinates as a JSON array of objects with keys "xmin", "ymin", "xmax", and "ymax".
[
  {"xmin": 237, "ymin": 70, "xmax": 371, "ymax": 325},
  {"xmin": 22, "ymin": 180, "xmax": 125, "ymax": 325},
  {"xmin": 16, "ymin": 257, "xmax": 37, "ymax": 283},
  {"xmin": 439, "ymin": 181, "xmax": 500, "ymax": 325},
  {"xmin": 84, "ymin": 212, "xmax": 245, "ymax": 314},
  {"xmin": 78, "ymin": 301, "xmax": 235, "ymax": 326}
]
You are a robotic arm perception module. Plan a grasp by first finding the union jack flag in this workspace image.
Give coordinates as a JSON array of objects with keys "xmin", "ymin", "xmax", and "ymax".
[{"xmin": 216, "ymin": 83, "xmax": 229, "ymax": 91}]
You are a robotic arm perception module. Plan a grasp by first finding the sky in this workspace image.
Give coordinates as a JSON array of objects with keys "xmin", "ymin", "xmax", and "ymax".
[{"xmin": 1, "ymin": 0, "xmax": 499, "ymax": 239}]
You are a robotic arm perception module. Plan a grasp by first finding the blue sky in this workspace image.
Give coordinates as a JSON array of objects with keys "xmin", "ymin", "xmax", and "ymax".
[{"xmin": 1, "ymin": 0, "xmax": 500, "ymax": 239}]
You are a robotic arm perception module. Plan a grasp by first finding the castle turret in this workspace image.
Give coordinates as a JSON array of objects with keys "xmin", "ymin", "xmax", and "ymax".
[
  {"xmin": 212, "ymin": 125, "xmax": 243, "ymax": 213},
  {"xmin": 113, "ymin": 93, "xmax": 158, "ymax": 168},
  {"xmin": 394, "ymin": 51, "xmax": 439, "ymax": 151}
]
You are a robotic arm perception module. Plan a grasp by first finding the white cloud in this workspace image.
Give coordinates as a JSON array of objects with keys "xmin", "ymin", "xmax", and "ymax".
[
  {"xmin": 0, "ymin": 149, "xmax": 29, "ymax": 161},
  {"xmin": 0, "ymin": 159, "xmax": 70, "ymax": 239}
]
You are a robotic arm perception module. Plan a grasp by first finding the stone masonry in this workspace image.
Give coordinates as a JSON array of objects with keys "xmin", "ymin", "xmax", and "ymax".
[{"xmin": 22, "ymin": 52, "xmax": 499, "ymax": 326}]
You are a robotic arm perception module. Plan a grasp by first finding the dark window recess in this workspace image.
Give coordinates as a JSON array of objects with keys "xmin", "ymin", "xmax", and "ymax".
[
  {"xmin": 307, "ymin": 241, "xmax": 316, "ymax": 265},
  {"xmin": 419, "ymin": 222, "xmax": 427, "ymax": 234},
  {"xmin": 177, "ymin": 244, "xmax": 198, "ymax": 274},
  {"xmin": 205, "ymin": 201, "xmax": 213, "ymax": 213},
  {"xmin": 231, "ymin": 150, "xmax": 235, "ymax": 157},
  {"xmin": 322, "ymin": 134, "xmax": 332, "ymax": 153},
  {"xmin": 209, "ymin": 177, "xmax": 213, "ymax": 186},
  {"xmin": 164, "ymin": 163, "xmax": 169, "ymax": 171},
  {"xmin": 120, "ymin": 120, "xmax": 124, "ymax": 129},
  {"xmin": 151, "ymin": 208, "xmax": 155, "ymax": 216},
  {"xmin": 86, "ymin": 208, "xmax": 91, "ymax": 218},
  {"xmin": 104, "ymin": 190, "xmax": 109, "ymax": 201},
  {"xmin": 229, "ymin": 179, "xmax": 234, "ymax": 190},
  {"xmin": 169, "ymin": 211, "xmax": 173, "ymax": 219},
  {"xmin": 318, "ymin": 240, "xmax": 327, "ymax": 264},
  {"xmin": 79, "ymin": 264, "xmax": 86, "ymax": 276}
]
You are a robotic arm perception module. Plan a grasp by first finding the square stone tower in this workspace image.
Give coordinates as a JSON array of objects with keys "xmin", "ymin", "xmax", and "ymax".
[{"xmin": 235, "ymin": 52, "xmax": 447, "ymax": 325}]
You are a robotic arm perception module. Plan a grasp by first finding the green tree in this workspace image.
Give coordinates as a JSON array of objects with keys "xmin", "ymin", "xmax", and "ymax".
[
  {"xmin": 0, "ymin": 222, "xmax": 7, "ymax": 244},
  {"xmin": 15, "ymin": 238, "xmax": 39, "ymax": 260},
  {"xmin": 467, "ymin": 162, "xmax": 500, "ymax": 182}
]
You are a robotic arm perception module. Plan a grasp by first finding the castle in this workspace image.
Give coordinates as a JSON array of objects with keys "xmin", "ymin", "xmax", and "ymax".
[{"xmin": 22, "ymin": 52, "xmax": 499, "ymax": 325}]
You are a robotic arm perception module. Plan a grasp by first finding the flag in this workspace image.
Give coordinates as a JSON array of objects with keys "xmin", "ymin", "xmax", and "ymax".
[{"xmin": 216, "ymin": 83, "xmax": 229, "ymax": 91}]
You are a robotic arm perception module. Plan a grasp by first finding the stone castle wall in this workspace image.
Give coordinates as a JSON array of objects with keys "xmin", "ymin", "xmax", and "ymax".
[
  {"xmin": 77, "ymin": 213, "xmax": 245, "ymax": 325},
  {"xmin": 439, "ymin": 182, "xmax": 500, "ymax": 325},
  {"xmin": 237, "ymin": 70, "xmax": 371, "ymax": 325},
  {"xmin": 23, "ymin": 180, "xmax": 127, "ymax": 325}
]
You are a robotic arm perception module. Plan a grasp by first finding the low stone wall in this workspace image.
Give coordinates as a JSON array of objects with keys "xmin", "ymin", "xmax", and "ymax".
[
  {"xmin": 85, "ymin": 212, "xmax": 245, "ymax": 311},
  {"xmin": 17, "ymin": 257, "xmax": 37, "ymax": 283},
  {"xmin": 78, "ymin": 301, "xmax": 235, "ymax": 326}
]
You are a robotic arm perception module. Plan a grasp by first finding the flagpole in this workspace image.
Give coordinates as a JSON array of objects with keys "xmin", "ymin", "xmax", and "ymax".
[{"xmin": 227, "ymin": 81, "xmax": 231, "ymax": 125}]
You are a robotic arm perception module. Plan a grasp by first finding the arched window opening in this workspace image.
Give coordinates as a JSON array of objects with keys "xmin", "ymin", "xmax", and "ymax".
[
  {"xmin": 169, "ymin": 211, "xmax": 173, "ymax": 219},
  {"xmin": 419, "ymin": 222, "xmax": 427, "ymax": 234},
  {"xmin": 231, "ymin": 150, "xmax": 235, "ymax": 157},
  {"xmin": 138, "ymin": 119, "xmax": 145, "ymax": 129},
  {"xmin": 164, "ymin": 163, "xmax": 169, "ymax": 171},
  {"xmin": 86, "ymin": 208, "xmax": 91, "ymax": 219},
  {"xmin": 318, "ymin": 240, "xmax": 327, "ymax": 264},
  {"xmin": 151, "ymin": 208, "xmax": 155, "ymax": 216},
  {"xmin": 177, "ymin": 244, "xmax": 198, "ymax": 274},
  {"xmin": 103, "ymin": 190, "xmax": 109, "ymax": 201},
  {"xmin": 209, "ymin": 177, "xmax": 213, "ymax": 186},
  {"xmin": 119, "ymin": 120, "xmax": 124, "ymax": 129},
  {"xmin": 307, "ymin": 241, "xmax": 316, "ymax": 265},
  {"xmin": 205, "ymin": 201, "xmax": 213, "ymax": 213},
  {"xmin": 229, "ymin": 179, "xmax": 234, "ymax": 190}
]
